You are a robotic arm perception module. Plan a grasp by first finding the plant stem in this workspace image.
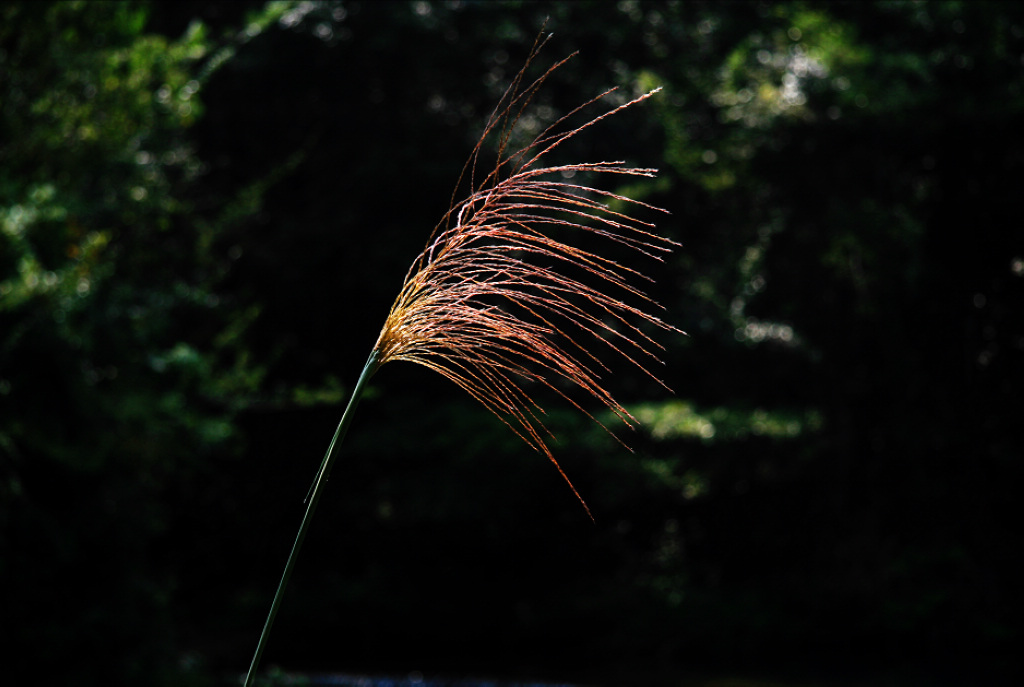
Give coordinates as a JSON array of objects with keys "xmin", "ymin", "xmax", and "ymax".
[{"xmin": 243, "ymin": 351, "xmax": 380, "ymax": 687}]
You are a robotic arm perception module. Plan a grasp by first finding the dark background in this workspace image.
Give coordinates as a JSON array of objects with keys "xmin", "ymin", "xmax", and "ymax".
[{"xmin": 1, "ymin": 2, "xmax": 1020, "ymax": 685}]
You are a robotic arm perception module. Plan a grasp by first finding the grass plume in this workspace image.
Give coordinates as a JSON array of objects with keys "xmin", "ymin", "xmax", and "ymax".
[
  {"xmin": 372, "ymin": 53, "xmax": 679, "ymax": 516},
  {"xmin": 244, "ymin": 35, "xmax": 680, "ymax": 686}
]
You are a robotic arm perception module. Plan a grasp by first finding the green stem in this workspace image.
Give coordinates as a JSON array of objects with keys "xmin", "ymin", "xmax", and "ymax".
[{"xmin": 243, "ymin": 350, "xmax": 380, "ymax": 687}]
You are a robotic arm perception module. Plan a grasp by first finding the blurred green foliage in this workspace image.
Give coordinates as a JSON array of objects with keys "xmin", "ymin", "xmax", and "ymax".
[{"xmin": 2, "ymin": 1, "xmax": 1021, "ymax": 685}]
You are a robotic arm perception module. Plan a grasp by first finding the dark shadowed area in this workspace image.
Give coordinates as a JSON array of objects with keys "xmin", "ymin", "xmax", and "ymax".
[{"xmin": 1, "ymin": 2, "xmax": 1020, "ymax": 686}]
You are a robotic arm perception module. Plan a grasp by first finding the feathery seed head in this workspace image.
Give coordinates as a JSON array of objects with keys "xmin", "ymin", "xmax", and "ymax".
[{"xmin": 371, "ymin": 38, "xmax": 682, "ymax": 518}]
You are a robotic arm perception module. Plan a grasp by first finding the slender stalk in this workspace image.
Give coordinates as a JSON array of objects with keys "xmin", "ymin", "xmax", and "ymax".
[
  {"xmin": 243, "ymin": 351, "xmax": 380, "ymax": 687},
  {"xmin": 242, "ymin": 41, "xmax": 676, "ymax": 684}
]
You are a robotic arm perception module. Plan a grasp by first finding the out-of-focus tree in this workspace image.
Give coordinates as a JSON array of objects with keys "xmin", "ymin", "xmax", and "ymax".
[
  {"xmin": 2, "ymin": 1, "xmax": 1020, "ymax": 683},
  {"xmin": 0, "ymin": 2, "xmax": 268, "ymax": 683}
]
